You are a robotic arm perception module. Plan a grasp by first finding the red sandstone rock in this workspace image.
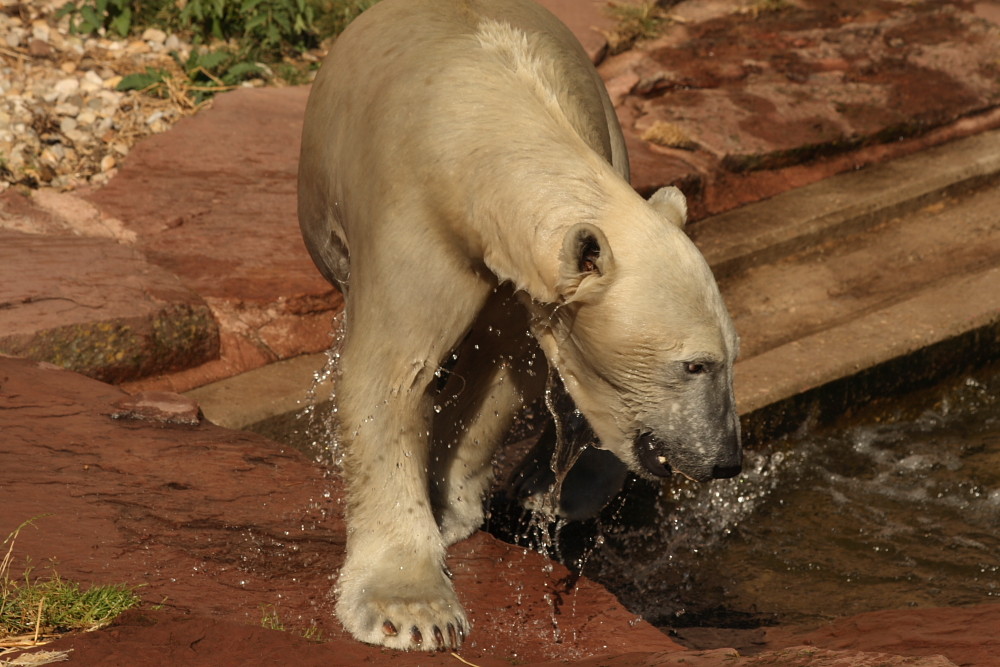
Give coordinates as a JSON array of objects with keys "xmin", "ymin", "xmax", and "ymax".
[
  {"xmin": 535, "ymin": 0, "xmax": 613, "ymax": 63},
  {"xmin": 768, "ymin": 604, "xmax": 1000, "ymax": 667},
  {"xmin": 0, "ymin": 231, "xmax": 218, "ymax": 383},
  {"xmin": 5, "ymin": 355, "xmax": 993, "ymax": 666},
  {"xmin": 0, "ymin": 356, "xmax": 685, "ymax": 665},
  {"xmin": 110, "ymin": 390, "xmax": 202, "ymax": 425},
  {"xmin": 45, "ymin": 0, "xmax": 995, "ymax": 393},
  {"xmin": 81, "ymin": 87, "xmax": 342, "ymax": 393},
  {"xmin": 601, "ymin": 0, "xmax": 1000, "ymax": 216}
]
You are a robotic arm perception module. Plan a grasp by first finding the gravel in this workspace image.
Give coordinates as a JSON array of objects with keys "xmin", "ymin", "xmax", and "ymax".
[{"xmin": 0, "ymin": 0, "xmax": 233, "ymax": 191}]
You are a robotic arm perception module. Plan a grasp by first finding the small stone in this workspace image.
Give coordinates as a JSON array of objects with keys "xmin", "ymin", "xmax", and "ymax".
[
  {"xmin": 60, "ymin": 61, "xmax": 78, "ymax": 74},
  {"xmin": 100, "ymin": 154, "xmax": 116, "ymax": 172},
  {"xmin": 40, "ymin": 145, "xmax": 65, "ymax": 165},
  {"xmin": 60, "ymin": 117, "xmax": 78, "ymax": 133},
  {"xmin": 104, "ymin": 75, "xmax": 123, "ymax": 89},
  {"xmin": 28, "ymin": 39, "xmax": 52, "ymax": 58},
  {"xmin": 164, "ymin": 34, "xmax": 181, "ymax": 50},
  {"xmin": 31, "ymin": 19, "xmax": 50, "ymax": 43},
  {"xmin": 5, "ymin": 27, "xmax": 25, "ymax": 48},
  {"xmin": 76, "ymin": 110, "xmax": 96, "ymax": 126},
  {"xmin": 55, "ymin": 102, "xmax": 81, "ymax": 117},
  {"xmin": 141, "ymin": 28, "xmax": 167, "ymax": 45},
  {"xmin": 125, "ymin": 40, "xmax": 151, "ymax": 55},
  {"xmin": 83, "ymin": 70, "xmax": 103, "ymax": 88},
  {"xmin": 64, "ymin": 128, "xmax": 89, "ymax": 145},
  {"xmin": 54, "ymin": 77, "xmax": 80, "ymax": 100}
]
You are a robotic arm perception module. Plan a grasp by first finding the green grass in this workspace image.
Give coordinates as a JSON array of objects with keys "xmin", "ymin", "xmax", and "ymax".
[
  {"xmin": 1, "ymin": 517, "xmax": 141, "ymax": 647},
  {"xmin": 54, "ymin": 0, "xmax": 380, "ymax": 102},
  {"xmin": 260, "ymin": 604, "xmax": 324, "ymax": 642}
]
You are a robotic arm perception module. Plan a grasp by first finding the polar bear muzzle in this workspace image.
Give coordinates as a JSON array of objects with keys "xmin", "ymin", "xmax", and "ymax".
[{"xmin": 634, "ymin": 426, "xmax": 742, "ymax": 482}]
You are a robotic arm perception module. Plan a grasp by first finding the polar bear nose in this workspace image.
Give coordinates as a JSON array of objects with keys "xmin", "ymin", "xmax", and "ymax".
[{"xmin": 711, "ymin": 461, "xmax": 742, "ymax": 479}]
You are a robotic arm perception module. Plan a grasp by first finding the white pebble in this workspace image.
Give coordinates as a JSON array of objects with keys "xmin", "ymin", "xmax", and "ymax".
[
  {"xmin": 54, "ymin": 78, "xmax": 80, "ymax": 100},
  {"xmin": 5, "ymin": 27, "xmax": 25, "ymax": 48},
  {"xmin": 31, "ymin": 20, "xmax": 50, "ymax": 43},
  {"xmin": 55, "ymin": 102, "xmax": 80, "ymax": 117},
  {"xmin": 142, "ymin": 28, "xmax": 167, "ymax": 45}
]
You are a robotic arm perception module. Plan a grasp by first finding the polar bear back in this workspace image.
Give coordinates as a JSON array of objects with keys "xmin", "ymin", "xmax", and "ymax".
[{"xmin": 297, "ymin": 0, "xmax": 628, "ymax": 294}]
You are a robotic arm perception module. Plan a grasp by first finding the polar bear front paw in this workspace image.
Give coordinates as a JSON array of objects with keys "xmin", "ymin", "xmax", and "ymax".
[{"xmin": 336, "ymin": 565, "xmax": 469, "ymax": 651}]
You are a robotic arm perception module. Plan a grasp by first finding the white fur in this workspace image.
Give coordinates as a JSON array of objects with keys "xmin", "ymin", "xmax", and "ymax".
[{"xmin": 298, "ymin": 0, "xmax": 738, "ymax": 652}]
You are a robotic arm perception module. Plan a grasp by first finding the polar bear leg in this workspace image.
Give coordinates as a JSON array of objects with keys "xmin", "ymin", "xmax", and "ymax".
[
  {"xmin": 430, "ymin": 287, "xmax": 546, "ymax": 546},
  {"xmin": 333, "ymin": 247, "xmax": 491, "ymax": 650}
]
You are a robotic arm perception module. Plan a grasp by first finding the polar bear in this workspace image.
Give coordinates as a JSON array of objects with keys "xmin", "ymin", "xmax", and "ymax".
[{"xmin": 297, "ymin": 0, "xmax": 741, "ymax": 652}]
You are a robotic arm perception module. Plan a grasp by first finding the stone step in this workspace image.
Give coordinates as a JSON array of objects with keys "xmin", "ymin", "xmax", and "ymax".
[
  {"xmin": 692, "ymin": 128, "xmax": 1000, "ymax": 279},
  {"xmin": 0, "ymin": 230, "xmax": 219, "ymax": 384},
  {"xmin": 187, "ymin": 131, "xmax": 1000, "ymax": 444}
]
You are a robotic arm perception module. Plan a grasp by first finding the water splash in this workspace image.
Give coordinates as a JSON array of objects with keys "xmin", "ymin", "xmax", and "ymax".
[
  {"xmin": 561, "ymin": 367, "xmax": 1000, "ymax": 628},
  {"xmin": 299, "ymin": 311, "xmax": 346, "ymax": 471}
]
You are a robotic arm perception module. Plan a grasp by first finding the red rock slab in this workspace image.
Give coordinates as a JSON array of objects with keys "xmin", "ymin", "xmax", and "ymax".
[
  {"xmin": 535, "ymin": 0, "xmax": 614, "ymax": 63},
  {"xmin": 606, "ymin": 0, "xmax": 1000, "ymax": 216},
  {"xmin": 768, "ymin": 603, "xmax": 1000, "ymax": 667},
  {"xmin": 0, "ymin": 231, "xmax": 218, "ymax": 383},
  {"xmin": 82, "ymin": 86, "xmax": 341, "ymax": 393},
  {"xmin": 0, "ymin": 356, "xmax": 684, "ymax": 665}
]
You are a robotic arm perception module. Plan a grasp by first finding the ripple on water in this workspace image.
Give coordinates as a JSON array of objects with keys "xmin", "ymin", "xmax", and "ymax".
[{"xmin": 563, "ymin": 368, "xmax": 1000, "ymax": 628}]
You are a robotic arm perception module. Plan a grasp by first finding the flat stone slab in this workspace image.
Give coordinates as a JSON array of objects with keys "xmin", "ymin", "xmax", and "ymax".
[
  {"xmin": 81, "ymin": 86, "xmax": 342, "ymax": 393},
  {"xmin": 0, "ymin": 230, "xmax": 218, "ymax": 383},
  {"xmin": 602, "ymin": 0, "xmax": 1000, "ymax": 215}
]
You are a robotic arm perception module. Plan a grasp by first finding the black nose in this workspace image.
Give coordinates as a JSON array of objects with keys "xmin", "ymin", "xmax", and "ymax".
[{"xmin": 711, "ymin": 462, "xmax": 742, "ymax": 479}]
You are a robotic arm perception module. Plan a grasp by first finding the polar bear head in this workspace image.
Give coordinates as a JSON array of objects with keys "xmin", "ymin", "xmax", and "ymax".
[{"xmin": 529, "ymin": 186, "xmax": 741, "ymax": 483}]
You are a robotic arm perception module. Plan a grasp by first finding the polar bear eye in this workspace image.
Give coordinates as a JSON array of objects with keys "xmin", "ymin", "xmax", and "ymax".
[{"xmin": 684, "ymin": 362, "xmax": 708, "ymax": 375}]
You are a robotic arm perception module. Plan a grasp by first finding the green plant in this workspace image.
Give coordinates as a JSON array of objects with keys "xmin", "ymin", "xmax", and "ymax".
[
  {"xmin": 1, "ymin": 517, "xmax": 141, "ymax": 644},
  {"xmin": 56, "ymin": 0, "xmax": 135, "ymax": 37},
  {"xmin": 116, "ymin": 67, "xmax": 172, "ymax": 97},
  {"xmin": 114, "ymin": 50, "xmax": 266, "ymax": 105},
  {"xmin": 259, "ymin": 604, "xmax": 323, "ymax": 642},
  {"xmin": 59, "ymin": 0, "xmax": 380, "ymax": 103},
  {"xmin": 178, "ymin": 0, "xmax": 317, "ymax": 57}
]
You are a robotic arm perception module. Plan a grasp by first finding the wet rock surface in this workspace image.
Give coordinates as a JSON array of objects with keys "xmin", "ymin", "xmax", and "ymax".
[
  {"xmin": 5, "ymin": 356, "xmax": 998, "ymax": 666},
  {"xmin": 0, "ymin": 356, "xmax": 684, "ymax": 665}
]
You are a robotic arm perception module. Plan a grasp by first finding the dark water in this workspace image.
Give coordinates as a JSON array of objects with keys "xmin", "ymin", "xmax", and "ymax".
[{"xmin": 532, "ymin": 367, "xmax": 1000, "ymax": 630}]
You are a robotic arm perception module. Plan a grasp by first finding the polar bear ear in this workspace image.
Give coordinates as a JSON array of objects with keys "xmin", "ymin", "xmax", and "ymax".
[
  {"xmin": 648, "ymin": 186, "xmax": 688, "ymax": 229},
  {"xmin": 557, "ymin": 222, "xmax": 614, "ymax": 301}
]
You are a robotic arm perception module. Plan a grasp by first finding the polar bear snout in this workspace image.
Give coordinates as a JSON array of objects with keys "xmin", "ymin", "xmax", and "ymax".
[{"xmin": 634, "ymin": 426, "xmax": 742, "ymax": 483}]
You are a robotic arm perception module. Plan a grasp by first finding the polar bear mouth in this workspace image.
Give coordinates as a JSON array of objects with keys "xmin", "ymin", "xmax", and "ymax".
[{"xmin": 635, "ymin": 432, "xmax": 675, "ymax": 478}]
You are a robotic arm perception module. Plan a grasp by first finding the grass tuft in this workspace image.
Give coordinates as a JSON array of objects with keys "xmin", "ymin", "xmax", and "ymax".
[{"xmin": 1, "ymin": 517, "xmax": 141, "ymax": 651}]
